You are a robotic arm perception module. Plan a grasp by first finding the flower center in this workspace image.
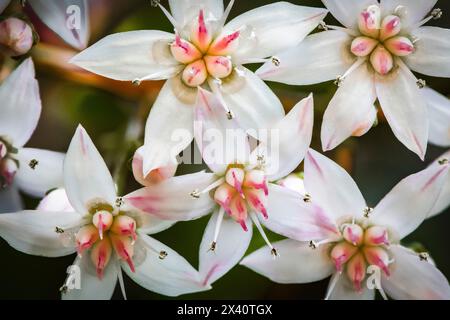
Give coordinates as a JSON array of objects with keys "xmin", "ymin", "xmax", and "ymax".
[
  {"xmin": 170, "ymin": 10, "xmax": 239, "ymax": 87},
  {"xmin": 350, "ymin": 5, "xmax": 415, "ymax": 75},
  {"xmin": 75, "ymin": 208, "xmax": 138, "ymax": 279},
  {"xmin": 213, "ymin": 166, "xmax": 268, "ymax": 231},
  {"xmin": 329, "ymin": 222, "xmax": 391, "ymax": 292},
  {"xmin": 0, "ymin": 138, "xmax": 18, "ymax": 187}
]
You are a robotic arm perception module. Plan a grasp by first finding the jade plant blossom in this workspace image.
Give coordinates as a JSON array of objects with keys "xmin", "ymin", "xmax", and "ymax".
[
  {"xmin": 242, "ymin": 149, "xmax": 450, "ymax": 300},
  {"xmin": 70, "ymin": 0, "xmax": 327, "ymax": 176},
  {"xmin": 0, "ymin": 126, "xmax": 210, "ymax": 299},
  {"xmin": 126, "ymin": 88, "xmax": 314, "ymax": 287},
  {"xmin": 257, "ymin": 0, "xmax": 450, "ymax": 159},
  {"xmin": 0, "ymin": 58, "xmax": 64, "ymax": 211}
]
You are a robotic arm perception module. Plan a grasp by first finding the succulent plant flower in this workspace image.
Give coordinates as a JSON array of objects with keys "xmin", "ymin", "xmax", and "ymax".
[
  {"xmin": 257, "ymin": 0, "xmax": 450, "ymax": 159},
  {"xmin": 242, "ymin": 149, "xmax": 450, "ymax": 300},
  {"xmin": 70, "ymin": 0, "xmax": 327, "ymax": 176},
  {"xmin": 0, "ymin": 126, "xmax": 210, "ymax": 299}
]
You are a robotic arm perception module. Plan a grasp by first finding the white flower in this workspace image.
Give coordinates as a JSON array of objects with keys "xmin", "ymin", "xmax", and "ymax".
[
  {"xmin": 0, "ymin": 18, "xmax": 34, "ymax": 57},
  {"xmin": 0, "ymin": 126, "xmax": 210, "ymax": 299},
  {"xmin": 0, "ymin": 58, "xmax": 64, "ymax": 211},
  {"xmin": 126, "ymin": 88, "xmax": 314, "ymax": 287},
  {"xmin": 242, "ymin": 149, "xmax": 450, "ymax": 300},
  {"xmin": 257, "ymin": 0, "xmax": 450, "ymax": 159},
  {"xmin": 70, "ymin": 0, "xmax": 327, "ymax": 176}
]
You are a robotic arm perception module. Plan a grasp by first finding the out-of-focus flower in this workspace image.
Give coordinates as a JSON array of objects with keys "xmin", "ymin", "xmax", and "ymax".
[
  {"xmin": 70, "ymin": 0, "xmax": 327, "ymax": 176},
  {"xmin": 258, "ymin": 0, "xmax": 450, "ymax": 160},
  {"xmin": 126, "ymin": 88, "xmax": 314, "ymax": 287},
  {"xmin": 242, "ymin": 149, "xmax": 450, "ymax": 300},
  {"xmin": 423, "ymin": 88, "xmax": 450, "ymax": 147},
  {"xmin": 0, "ymin": 58, "xmax": 64, "ymax": 212},
  {"xmin": 0, "ymin": 126, "xmax": 209, "ymax": 299},
  {"xmin": 0, "ymin": 17, "xmax": 33, "ymax": 56}
]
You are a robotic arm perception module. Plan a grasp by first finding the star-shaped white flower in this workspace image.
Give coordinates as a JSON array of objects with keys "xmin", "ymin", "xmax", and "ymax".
[
  {"xmin": 70, "ymin": 0, "xmax": 327, "ymax": 176},
  {"xmin": 257, "ymin": 0, "xmax": 450, "ymax": 159},
  {"xmin": 0, "ymin": 126, "xmax": 209, "ymax": 299},
  {"xmin": 126, "ymin": 87, "xmax": 314, "ymax": 287},
  {"xmin": 242, "ymin": 149, "xmax": 450, "ymax": 300},
  {"xmin": 0, "ymin": 58, "xmax": 64, "ymax": 211}
]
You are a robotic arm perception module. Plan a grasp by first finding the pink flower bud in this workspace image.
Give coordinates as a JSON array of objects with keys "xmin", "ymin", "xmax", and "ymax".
[
  {"xmin": 190, "ymin": 10, "xmax": 213, "ymax": 53},
  {"xmin": 350, "ymin": 36, "xmax": 378, "ymax": 57},
  {"xmin": 110, "ymin": 215, "xmax": 137, "ymax": 241},
  {"xmin": 90, "ymin": 238, "xmax": 112, "ymax": 279},
  {"xmin": 225, "ymin": 167, "xmax": 245, "ymax": 197},
  {"xmin": 244, "ymin": 169, "xmax": 268, "ymax": 196},
  {"xmin": 208, "ymin": 30, "xmax": 240, "ymax": 56},
  {"xmin": 364, "ymin": 226, "xmax": 389, "ymax": 246},
  {"xmin": 110, "ymin": 234, "xmax": 135, "ymax": 272},
  {"xmin": 204, "ymin": 55, "xmax": 233, "ymax": 79},
  {"xmin": 92, "ymin": 211, "xmax": 113, "ymax": 240},
  {"xmin": 214, "ymin": 183, "xmax": 235, "ymax": 212},
  {"xmin": 380, "ymin": 15, "xmax": 401, "ymax": 41},
  {"xmin": 170, "ymin": 35, "xmax": 202, "ymax": 64},
  {"xmin": 358, "ymin": 5, "xmax": 381, "ymax": 38},
  {"xmin": 246, "ymin": 188, "xmax": 268, "ymax": 219},
  {"xmin": 75, "ymin": 225, "xmax": 99, "ymax": 256},
  {"xmin": 342, "ymin": 224, "xmax": 364, "ymax": 246},
  {"xmin": 182, "ymin": 59, "xmax": 208, "ymax": 87},
  {"xmin": 370, "ymin": 45, "xmax": 394, "ymax": 75},
  {"xmin": 364, "ymin": 247, "xmax": 391, "ymax": 276},
  {"xmin": 346, "ymin": 253, "xmax": 367, "ymax": 293},
  {"xmin": 330, "ymin": 242, "xmax": 358, "ymax": 272},
  {"xmin": 0, "ymin": 18, "xmax": 33, "ymax": 57},
  {"xmin": 384, "ymin": 36, "xmax": 415, "ymax": 57}
]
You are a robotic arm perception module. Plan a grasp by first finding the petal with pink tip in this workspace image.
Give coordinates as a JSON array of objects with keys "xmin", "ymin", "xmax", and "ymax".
[
  {"xmin": 125, "ymin": 171, "xmax": 216, "ymax": 221},
  {"xmin": 0, "ymin": 210, "xmax": 82, "ymax": 257},
  {"xmin": 381, "ymin": 245, "xmax": 450, "ymax": 300},
  {"xmin": 405, "ymin": 27, "xmax": 450, "ymax": 78},
  {"xmin": 257, "ymin": 30, "xmax": 354, "ymax": 85},
  {"xmin": 375, "ymin": 62, "xmax": 428, "ymax": 159},
  {"xmin": 260, "ymin": 184, "xmax": 338, "ymax": 242},
  {"xmin": 194, "ymin": 88, "xmax": 250, "ymax": 174},
  {"xmin": 321, "ymin": 63, "xmax": 377, "ymax": 151},
  {"xmin": 304, "ymin": 149, "xmax": 367, "ymax": 222},
  {"xmin": 143, "ymin": 81, "xmax": 194, "ymax": 177},
  {"xmin": 70, "ymin": 30, "xmax": 180, "ymax": 81},
  {"xmin": 322, "ymin": 0, "xmax": 378, "ymax": 29},
  {"xmin": 132, "ymin": 146, "xmax": 177, "ymax": 187},
  {"xmin": 15, "ymin": 148, "xmax": 64, "ymax": 198},
  {"xmin": 371, "ymin": 162, "xmax": 449, "ymax": 240},
  {"xmin": 223, "ymin": 2, "xmax": 327, "ymax": 60},
  {"xmin": 0, "ymin": 58, "xmax": 40, "ymax": 148},
  {"xmin": 241, "ymin": 240, "xmax": 334, "ymax": 284},
  {"xmin": 199, "ymin": 210, "xmax": 252, "ymax": 286},
  {"xmin": 380, "ymin": 0, "xmax": 438, "ymax": 29},
  {"xmin": 64, "ymin": 125, "xmax": 117, "ymax": 215},
  {"xmin": 325, "ymin": 273, "xmax": 375, "ymax": 300},
  {"xmin": 61, "ymin": 257, "xmax": 119, "ymax": 300},
  {"xmin": 124, "ymin": 233, "xmax": 210, "ymax": 296},
  {"xmin": 423, "ymin": 88, "xmax": 450, "ymax": 147}
]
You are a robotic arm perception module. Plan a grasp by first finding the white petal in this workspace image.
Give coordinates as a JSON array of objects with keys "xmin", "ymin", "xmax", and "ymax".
[
  {"xmin": 168, "ymin": 0, "xmax": 223, "ymax": 27},
  {"xmin": 405, "ymin": 27, "xmax": 450, "ymax": 78},
  {"xmin": 199, "ymin": 211, "xmax": 252, "ymax": 286},
  {"xmin": 304, "ymin": 149, "xmax": 366, "ymax": 222},
  {"xmin": 143, "ymin": 81, "xmax": 194, "ymax": 176},
  {"xmin": 14, "ymin": 148, "xmax": 64, "ymax": 198},
  {"xmin": 257, "ymin": 30, "xmax": 354, "ymax": 85},
  {"xmin": 0, "ymin": 187, "xmax": 23, "ymax": 213},
  {"xmin": 253, "ymin": 94, "xmax": 313, "ymax": 181},
  {"xmin": 326, "ymin": 273, "xmax": 375, "ymax": 300},
  {"xmin": 64, "ymin": 125, "xmax": 116, "ymax": 215},
  {"xmin": 322, "ymin": 0, "xmax": 378, "ymax": 28},
  {"xmin": 241, "ymin": 239, "xmax": 334, "ymax": 284},
  {"xmin": 321, "ymin": 63, "xmax": 377, "ymax": 151},
  {"xmin": 0, "ymin": 0, "xmax": 10, "ymax": 13},
  {"xmin": 371, "ymin": 162, "xmax": 449, "ymax": 240},
  {"xmin": 132, "ymin": 146, "xmax": 177, "ymax": 187},
  {"xmin": 37, "ymin": 188, "xmax": 74, "ymax": 212},
  {"xmin": 428, "ymin": 150, "xmax": 450, "ymax": 218},
  {"xmin": 375, "ymin": 62, "xmax": 428, "ymax": 159},
  {"xmin": 423, "ymin": 88, "xmax": 450, "ymax": 147},
  {"xmin": 381, "ymin": 245, "xmax": 450, "ymax": 300},
  {"xmin": 380, "ymin": 0, "xmax": 438, "ymax": 29},
  {"xmin": 70, "ymin": 31, "xmax": 180, "ymax": 81},
  {"xmin": 224, "ymin": 2, "xmax": 327, "ymax": 60},
  {"xmin": 29, "ymin": 0, "xmax": 90, "ymax": 50},
  {"xmin": 0, "ymin": 210, "xmax": 81, "ymax": 257},
  {"xmin": 125, "ymin": 171, "xmax": 216, "ymax": 221},
  {"xmin": 138, "ymin": 215, "xmax": 176, "ymax": 235},
  {"xmin": 220, "ymin": 67, "xmax": 285, "ymax": 132},
  {"xmin": 194, "ymin": 87, "xmax": 250, "ymax": 174},
  {"xmin": 124, "ymin": 233, "xmax": 210, "ymax": 296},
  {"xmin": 62, "ymin": 257, "xmax": 119, "ymax": 300},
  {"xmin": 261, "ymin": 183, "xmax": 339, "ymax": 241},
  {"xmin": 0, "ymin": 58, "xmax": 40, "ymax": 147}
]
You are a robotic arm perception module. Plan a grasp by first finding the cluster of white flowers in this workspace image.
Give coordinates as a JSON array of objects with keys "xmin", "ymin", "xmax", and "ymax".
[{"xmin": 0, "ymin": 0, "xmax": 449, "ymax": 300}]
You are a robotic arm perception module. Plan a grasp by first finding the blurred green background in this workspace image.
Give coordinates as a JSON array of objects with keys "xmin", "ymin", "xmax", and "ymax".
[{"xmin": 0, "ymin": 0, "xmax": 449, "ymax": 299}]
